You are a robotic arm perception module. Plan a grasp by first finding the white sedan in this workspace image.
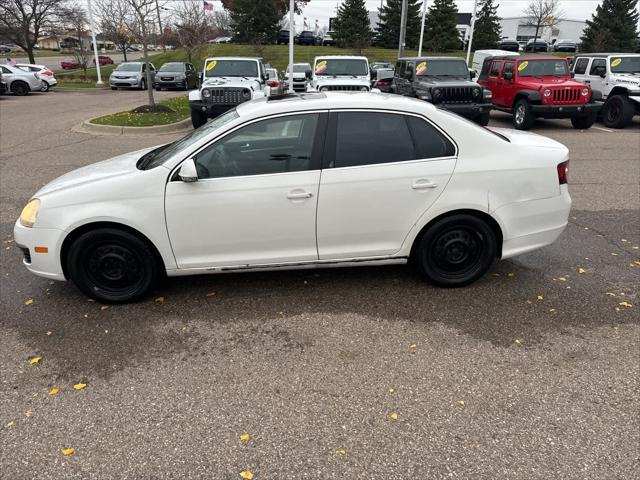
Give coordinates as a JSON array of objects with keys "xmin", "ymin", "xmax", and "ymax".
[{"xmin": 15, "ymin": 93, "xmax": 571, "ymax": 303}]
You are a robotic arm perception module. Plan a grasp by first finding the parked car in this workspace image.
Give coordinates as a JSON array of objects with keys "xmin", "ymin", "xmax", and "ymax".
[
  {"xmin": 471, "ymin": 49, "xmax": 520, "ymax": 75},
  {"xmin": 284, "ymin": 62, "xmax": 312, "ymax": 92},
  {"xmin": 552, "ymin": 39, "xmax": 577, "ymax": 52},
  {"xmin": 265, "ymin": 68, "xmax": 283, "ymax": 95},
  {"xmin": 0, "ymin": 44, "xmax": 12, "ymax": 54},
  {"xmin": 208, "ymin": 36, "xmax": 232, "ymax": 44},
  {"xmin": 308, "ymin": 56, "xmax": 371, "ymax": 92},
  {"xmin": 370, "ymin": 61, "xmax": 393, "ymax": 78},
  {"xmin": 154, "ymin": 62, "xmax": 199, "ymax": 91},
  {"xmin": 0, "ymin": 64, "xmax": 43, "ymax": 95},
  {"xmin": 0, "ymin": 71, "xmax": 6, "ymax": 94},
  {"xmin": 189, "ymin": 56, "xmax": 270, "ymax": 128},
  {"xmin": 572, "ymin": 53, "xmax": 640, "ymax": 128},
  {"xmin": 15, "ymin": 63, "xmax": 57, "ymax": 91},
  {"xmin": 498, "ymin": 39, "xmax": 520, "ymax": 52},
  {"xmin": 478, "ymin": 55, "xmax": 602, "ymax": 129},
  {"xmin": 524, "ymin": 39, "xmax": 549, "ymax": 52},
  {"xmin": 14, "ymin": 92, "xmax": 573, "ymax": 303},
  {"xmin": 277, "ymin": 30, "xmax": 290, "ymax": 45},
  {"xmin": 323, "ymin": 31, "xmax": 336, "ymax": 46},
  {"xmin": 109, "ymin": 62, "xmax": 156, "ymax": 90},
  {"xmin": 60, "ymin": 58, "xmax": 80, "ymax": 69},
  {"xmin": 372, "ymin": 67, "xmax": 394, "ymax": 92},
  {"xmin": 296, "ymin": 31, "xmax": 318, "ymax": 46},
  {"xmin": 393, "ymin": 57, "xmax": 493, "ymax": 126},
  {"xmin": 94, "ymin": 55, "xmax": 114, "ymax": 66}
]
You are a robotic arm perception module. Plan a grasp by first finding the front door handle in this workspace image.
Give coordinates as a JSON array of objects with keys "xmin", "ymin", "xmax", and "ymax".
[
  {"xmin": 412, "ymin": 180, "xmax": 438, "ymax": 190},
  {"xmin": 287, "ymin": 191, "xmax": 313, "ymax": 199}
]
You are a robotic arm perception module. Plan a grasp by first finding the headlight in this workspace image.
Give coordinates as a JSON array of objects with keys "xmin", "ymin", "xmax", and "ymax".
[
  {"xmin": 543, "ymin": 89, "xmax": 552, "ymax": 97},
  {"xmin": 581, "ymin": 88, "xmax": 589, "ymax": 96},
  {"xmin": 202, "ymin": 89, "xmax": 211, "ymax": 98},
  {"xmin": 417, "ymin": 92, "xmax": 432, "ymax": 101},
  {"xmin": 20, "ymin": 199, "xmax": 40, "ymax": 228},
  {"xmin": 319, "ymin": 86, "xmax": 329, "ymax": 92},
  {"xmin": 241, "ymin": 89, "xmax": 251, "ymax": 98},
  {"xmin": 473, "ymin": 87, "xmax": 481, "ymax": 97}
]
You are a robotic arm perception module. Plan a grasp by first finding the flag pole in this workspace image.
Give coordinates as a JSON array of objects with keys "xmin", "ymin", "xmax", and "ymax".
[
  {"xmin": 288, "ymin": 0, "xmax": 294, "ymax": 93},
  {"xmin": 466, "ymin": 0, "xmax": 479, "ymax": 65},
  {"xmin": 418, "ymin": 0, "xmax": 427, "ymax": 57}
]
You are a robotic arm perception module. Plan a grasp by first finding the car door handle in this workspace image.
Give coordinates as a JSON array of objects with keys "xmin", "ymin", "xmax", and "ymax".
[
  {"xmin": 412, "ymin": 180, "xmax": 438, "ymax": 190},
  {"xmin": 286, "ymin": 191, "xmax": 313, "ymax": 199}
]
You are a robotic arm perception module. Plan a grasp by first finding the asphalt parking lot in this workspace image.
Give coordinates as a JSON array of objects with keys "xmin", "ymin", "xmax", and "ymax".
[{"xmin": 1, "ymin": 89, "xmax": 639, "ymax": 479}]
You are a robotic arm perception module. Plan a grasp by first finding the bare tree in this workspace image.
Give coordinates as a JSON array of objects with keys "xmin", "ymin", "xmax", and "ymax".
[
  {"xmin": 0, "ymin": 0, "xmax": 65, "ymax": 63},
  {"xmin": 62, "ymin": 4, "xmax": 91, "ymax": 79},
  {"xmin": 173, "ymin": 0, "xmax": 207, "ymax": 63},
  {"xmin": 123, "ymin": 0, "xmax": 157, "ymax": 106},
  {"xmin": 523, "ymin": 0, "xmax": 563, "ymax": 43},
  {"xmin": 95, "ymin": 0, "xmax": 133, "ymax": 61},
  {"xmin": 210, "ymin": 8, "xmax": 232, "ymax": 36}
]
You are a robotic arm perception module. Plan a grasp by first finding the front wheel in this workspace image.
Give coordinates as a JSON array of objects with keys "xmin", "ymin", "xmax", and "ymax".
[
  {"xmin": 190, "ymin": 108, "xmax": 207, "ymax": 128},
  {"xmin": 513, "ymin": 99, "xmax": 535, "ymax": 130},
  {"xmin": 66, "ymin": 228, "xmax": 160, "ymax": 303},
  {"xmin": 11, "ymin": 81, "xmax": 29, "ymax": 96},
  {"xmin": 415, "ymin": 214, "xmax": 497, "ymax": 287},
  {"xmin": 475, "ymin": 112, "xmax": 490, "ymax": 126},
  {"xmin": 602, "ymin": 95, "xmax": 635, "ymax": 129},
  {"xmin": 571, "ymin": 113, "xmax": 596, "ymax": 129}
]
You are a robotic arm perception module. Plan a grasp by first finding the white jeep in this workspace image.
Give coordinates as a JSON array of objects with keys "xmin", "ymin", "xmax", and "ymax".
[
  {"xmin": 572, "ymin": 53, "xmax": 640, "ymax": 128},
  {"xmin": 307, "ymin": 55, "xmax": 371, "ymax": 93},
  {"xmin": 189, "ymin": 57, "xmax": 270, "ymax": 128}
]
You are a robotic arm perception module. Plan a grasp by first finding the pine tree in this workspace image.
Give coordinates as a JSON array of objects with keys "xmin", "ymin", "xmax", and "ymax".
[
  {"xmin": 471, "ymin": 0, "xmax": 502, "ymax": 51},
  {"xmin": 376, "ymin": 0, "xmax": 422, "ymax": 49},
  {"xmin": 581, "ymin": 0, "xmax": 639, "ymax": 52},
  {"xmin": 421, "ymin": 0, "xmax": 461, "ymax": 52},
  {"xmin": 228, "ymin": 0, "xmax": 281, "ymax": 45},
  {"xmin": 333, "ymin": 0, "xmax": 372, "ymax": 49}
]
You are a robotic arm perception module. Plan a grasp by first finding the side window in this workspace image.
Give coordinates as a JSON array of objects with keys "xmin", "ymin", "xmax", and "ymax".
[
  {"xmin": 194, "ymin": 114, "xmax": 320, "ymax": 179},
  {"xmin": 573, "ymin": 58, "xmax": 589, "ymax": 75},
  {"xmin": 406, "ymin": 116, "xmax": 456, "ymax": 159},
  {"xmin": 1, "ymin": 66, "xmax": 11, "ymax": 74},
  {"xmin": 502, "ymin": 62, "xmax": 514, "ymax": 77},
  {"xmin": 489, "ymin": 61, "xmax": 501, "ymax": 77},
  {"xmin": 395, "ymin": 61, "xmax": 404, "ymax": 77},
  {"xmin": 404, "ymin": 62, "xmax": 415, "ymax": 79},
  {"xmin": 333, "ymin": 112, "xmax": 415, "ymax": 168},
  {"xmin": 589, "ymin": 58, "xmax": 606, "ymax": 74}
]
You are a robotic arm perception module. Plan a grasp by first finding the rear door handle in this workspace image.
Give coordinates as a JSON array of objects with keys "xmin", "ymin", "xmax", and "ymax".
[
  {"xmin": 287, "ymin": 191, "xmax": 313, "ymax": 199},
  {"xmin": 412, "ymin": 180, "xmax": 438, "ymax": 190}
]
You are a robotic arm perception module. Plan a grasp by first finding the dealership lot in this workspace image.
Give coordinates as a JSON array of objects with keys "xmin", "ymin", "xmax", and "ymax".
[{"xmin": 1, "ymin": 90, "xmax": 639, "ymax": 478}]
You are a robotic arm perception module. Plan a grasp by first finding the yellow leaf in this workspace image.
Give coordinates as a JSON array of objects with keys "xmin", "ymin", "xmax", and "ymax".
[
  {"xmin": 388, "ymin": 388, "xmax": 395, "ymax": 394},
  {"xmin": 73, "ymin": 383, "xmax": 87, "ymax": 390},
  {"xmin": 507, "ymin": 272, "xmax": 515, "ymax": 277},
  {"xmin": 611, "ymin": 253, "xmax": 618, "ymax": 256},
  {"xmin": 100, "ymin": 305, "xmax": 109, "ymax": 310},
  {"xmin": 409, "ymin": 343, "xmax": 417, "ymax": 349},
  {"xmin": 526, "ymin": 300, "xmax": 533, "ymax": 304},
  {"xmin": 62, "ymin": 448, "xmax": 75, "ymax": 456},
  {"xmin": 239, "ymin": 470, "xmax": 254, "ymax": 480},
  {"xmin": 514, "ymin": 339, "xmax": 522, "ymax": 345},
  {"xmin": 25, "ymin": 411, "xmax": 32, "ymax": 417},
  {"xmin": 578, "ymin": 268, "xmax": 586, "ymax": 274},
  {"xmin": 619, "ymin": 302, "xmax": 633, "ymax": 308},
  {"xmin": 25, "ymin": 298, "xmax": 34, "ymax": 305},
  {"xmin": 605, "ymin": 292, "xmax": 616, "ymax": 297},
  {"xmin": 390, "ymin": 412, "xmax": 399, "ymax": 420},
  {"xmin": 457, "ymin": 400, "xmax": 465, "ymax": 406},
  {"xmin": 557, "ymin": 276, "xmax": 567, "ymax": 282},
  {"xmin": 46, "ymin": 331, "xmax": 52, "ymax": 336},
  {"xmin": 155, "ymin": 296, "xmax": 165, "ymax": 304},
  {"xmin": 49, "ymin": 387, "xmax": 60, "ymax": 396},
  {"xmin": 537, "ymin": 295, "xmax": 544, "ymax": 301},
  {"xmin": 336, "ymin": 449, "xmax": 348, "ymax": 455},
  {"xmin": 6, "ymin": 421, "xmax": 14, "ymax": 428},
  {"xmin": 29, "ymin": 356, "xmax": 42, "ymax": 365},
  {"xmin": 239, "ymin": 433, "xmax": 250, "ymax": 442}
]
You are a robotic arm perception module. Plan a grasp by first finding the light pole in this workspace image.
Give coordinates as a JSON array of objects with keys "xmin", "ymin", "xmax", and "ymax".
[
  {"xmin": 465, "ymin": 0, "xmax": 479, "ymax": 66},
  {"xmin": 288, "ymin": 0, "xmax": 295, "ymax": 93},
  {"xmin": 397, "ymin": 0, "xmax": 408, "ymax": 58},
  {"xmin": 86, "ymin": 0, "xmax": 103, "ymax": 86},
  {"xmin": 418, "ymin": 0, "xmax": 428, "ymax": 57}
]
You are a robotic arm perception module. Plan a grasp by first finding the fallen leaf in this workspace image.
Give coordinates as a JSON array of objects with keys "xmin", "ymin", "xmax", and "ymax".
[
  {"xmin": 6, "ymin": 421, "xmax": 14, "ymax": 428},
  {"xmin": 390, "ymin": 412, "xmax": 399, "ymax": 420},
  {"xmin": 25, "ymin": 411, "xmax": 32, "ymax": 417},
  {"xmin": 507, "ymin": 272, "xmax": 515, "ymax": 277},
  {"xmin": 491, "ymin": 273, "xmax": 500, "ymax": 277},
  {"xmin": 526, "ymin": 300, "xmax": 533, "ymax": 304},
  {"xmin": 24, "ymin": 298, "xmax": 33, "ymax": 305},
  {"xmin": 388, "ymin": 388, "xmax": 395, "ymax": 394},
  {"xmin": 100, "ymin": 305, "xmax": 109, "ymax": 310},
  {"xmin": 619, "ymin": 302, "xmax": 633, "ymax": 308},
  {"xmin": 605, "ymin": 292, "xmax": 616, "ymax": 297},
  {"xmin": 336, "ymin": 449, "xmax": 348, "ymax": 455},
  {"xmin": 549, "ymin": 308, "xmax": 556, "ymax": 313},
  {"xmin": 239, "ymin": 433, "xmax": 250, "ymax": 442},
  {"xmin": 457, "ymin": 400, "xmax": 465, "ymax": 406},
  {"xmin": 621, "ymin": 239, "xmax": 628, "ymax": 242},
  {"xmin": 155, "ymin": 296, "xmax": 165, "ymax": 304},
  {"xmin": 49, "ymin": 387, "xmax": 60, "ymax": 396},
  {"xmin": 611, "ymin": 253, "xmax": 618, "ymax": 256},
  {"xmin": 62, "ymin": 448, "xmax": 75, "ymax": 456},
  {"xmin": 239, "ymin": 470, "xmax": 253, "ymax": 480},
  {"xmin": 205, "ymin": 292, "xmax": 216, "ymax": 297},
  {"xmin": 514, "ymin": 339, "xmax": 522, "ymax": 345},
  {"xmin": 29, "ymin": 356, "xmax": 42, "ymax": 365},
  {"xmin": 557, "ymin": 276, "xmax": 567, "ymax": 282},
  {"xmin": 73, "ymin": 383, "xmax": 87, "ymax": 390},
  {"xmin": 409, "ymin": 343, "xmax": 417, "ymax": 349},
  {"xmin": 537, "ymin": 295, "xmax": 544, "ymax": 301},
  {"xmin": 46, "ymin": 331, "xmax": 52, "ymax": 336},
  {"xmin": 578, "ymin": 268, "xmax": 586, "ymax": 274}
]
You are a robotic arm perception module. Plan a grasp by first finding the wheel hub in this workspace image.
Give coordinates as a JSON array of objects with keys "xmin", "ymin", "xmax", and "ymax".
[
  {"xmin": 432, "ymin": 229, "xmax": 482, "ymax": 274},
  {"xmin": 87, "ymin": 245, "xmax": 141, "ymax": 289}
]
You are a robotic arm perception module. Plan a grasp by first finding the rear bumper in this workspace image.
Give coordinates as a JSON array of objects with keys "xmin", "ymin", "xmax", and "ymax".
[
  {"xmin": 438, "ymin": 102, "xmax": 493, "ymax": 117},
  {"xmin": 13, "ymin": 220, "xmax": 66, "ymax": 281},
  {"xmin": 531, "ymin": 102, "xmax": 601, "ymax": 118}
]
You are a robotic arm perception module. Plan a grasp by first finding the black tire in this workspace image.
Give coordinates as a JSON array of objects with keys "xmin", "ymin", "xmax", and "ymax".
[
  {"xmin": 11, "ymin": 81, "xmax": 29, "ymax": 96},
  {"xmin": 40, "ymin": 81, "xmax": 49, "ymax": 92},
  {"xmin": 111, "ymin": 87, "xmax": 117, "ymax": 90},
  {"xmin": 475, "ymin": 112, "xmax": 490, "ymax": 126},
  {"xmin": 66, "ymin": 228, "xmax": 160, "ymax": 303},
  {"xmin": 602, "ymin": 95, "xmax": 635, "ymax": 129},
  {"xmin": 513, "ymin": 98, "xmax": 535, "ymax": 130},
  {"xmin": 571, "ymin": 113, "xmax": 596, "ymax": 129},
  {"xmin": 415, "ymin": 214, "xmax": 497, "ymax": 287},
  {"xmin": 190, "ymin": 108, "xmax": 207, "ymax": 128},
  {"xmin": 140, "ymin": 79, "xmax": 147, "ymax": 90}
]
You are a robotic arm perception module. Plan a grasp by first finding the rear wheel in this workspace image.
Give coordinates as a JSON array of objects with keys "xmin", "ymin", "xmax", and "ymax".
[
  {"xmin": 11, "ymin": 81, "xmax": 29, "ymax": 96},
  {"xmin": 602, "ymin": 95, "xmax": 635, "ymax": 129},
  {"xmin": 475, "ymin": 112, "xmax": 490, "ymax": 126},
  {"xmin": 190, "ymin": 108, "xmax": 207, "ymax": 128},
  {"xmin": 571, "ymin": 113, "xmax": 596, "ymax": 129},
  {"xmin": 513, "ymin": 99, "xmax": 535, "ymax": 130},
  {"xmin": 40, "ymin": 81, "xmax": 49, "ymax": 92},
  {"xmin": 415, "ymin": 215, "xmax": 497, "ymax": 287},
  {"xmin": 66, "ymin": 228, "xmax": 160, "ymax": 303}
]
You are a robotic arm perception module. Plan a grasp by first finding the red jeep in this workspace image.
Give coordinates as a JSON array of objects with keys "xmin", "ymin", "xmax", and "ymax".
[{"xmin": 478, "ymin": 55, "xmax": 602, "ymax": 130}]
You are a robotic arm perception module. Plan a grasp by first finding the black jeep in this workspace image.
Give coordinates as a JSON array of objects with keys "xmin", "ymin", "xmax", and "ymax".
[{"xmin": 393, "ymin": 57, "xmax": 493, "ymax": 125}]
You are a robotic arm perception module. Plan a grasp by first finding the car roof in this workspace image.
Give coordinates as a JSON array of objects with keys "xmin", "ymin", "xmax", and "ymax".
[
  {"xmin": 573, "ymin": 53, "xmax": 639, "ymax": 57},
  {"xmin": 205, "ymin": 57, "xmax": 261, "ymax": 61},
  {"xmin": 314, "ymin": 55, "xmax": 368, "ymax": 60},
  {"xmin": 486, "ymin": 55, "xmax": 559, "ymax": 61},
  {"xmin": 398, "ymin": 56, "xmax": 464, "ymax": 61}
]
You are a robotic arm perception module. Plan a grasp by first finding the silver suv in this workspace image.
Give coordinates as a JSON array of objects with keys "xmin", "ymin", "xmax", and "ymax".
[
  {"xmin": 109, "ymin": 62, "xmax": 156, "ymax": 90},
  {"xmin": 0, "ymin": 64, "xmax": 43, "ymax": 95}
]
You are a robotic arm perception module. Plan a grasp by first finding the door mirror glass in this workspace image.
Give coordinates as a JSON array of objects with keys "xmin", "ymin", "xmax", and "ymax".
[
  {"xmin": 469, "ymin": 70, "xmax": 477, "ymax": 79},
  {"xmin": 178, "ymin": 158, "xmax": 198, "ymax": 182}
]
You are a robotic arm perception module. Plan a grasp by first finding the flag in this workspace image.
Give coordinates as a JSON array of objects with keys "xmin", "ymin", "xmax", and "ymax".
[{"xmin": 203, "ymin": 1, "xmax": 213, "ymax": 11}]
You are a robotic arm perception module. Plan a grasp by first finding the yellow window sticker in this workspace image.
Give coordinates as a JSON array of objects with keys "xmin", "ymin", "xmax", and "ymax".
[
  {"xmin": 315, "ymin": 60, "xmax": 327, "ymax": 74},
  {"xmin": 416, "ymin": 61, "xmax": 427, "ymax": 75},
  {"xmin": 611, "ymin": 58, "xmax": 622, "ymax": 68},
  {"xmin": 206, "ymin": 60, "xmax": 217, "ymax": 71},
  {"xmin": 517, "ymin": 61, "xmax": 529, "ymax": 72}
]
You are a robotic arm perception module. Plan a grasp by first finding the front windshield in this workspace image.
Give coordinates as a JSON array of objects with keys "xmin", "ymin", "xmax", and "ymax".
[
  {"xmin": 314, "ymin": 59, "xmax": 368, "ymax": 76},
  {"xmin": 292, "ymin": 64, "xmax": 310, "ymax": 73},
  {"xmin": 115, "ymin": 63, "xmax": 142, "ymax": 72},
  {"xmin": 159, "ymin": 62, "xmax": 184, "ymax": 72},
  {"xmin": 139, "ymin": 109, "xmax": 240, "ymax": 170},
  {"xmin": 416, "ymin": 60, "xmax": 469, "ymax": 78},
  {"xmin": 517, "ymin": 59, "xmax": 568, "ymax": 76},
  {"xmin": 610, "ymin": 56, "xmax": 640, "ymax": 74},
  {"xmin": 204, "ymin": 59, "xmax": 258, "ymax": 78}
]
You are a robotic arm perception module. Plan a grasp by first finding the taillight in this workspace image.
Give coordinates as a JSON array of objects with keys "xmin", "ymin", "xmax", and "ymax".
[
  {"xmin": 374, "ymin": 79, "xmax": 390, "ymax": 87},
  {"xmin": 557, "ymin": 160, "xmax": 569, "ymax": 185},
  {"xmin": 41, "ymin": 70, "xmax": 53, "ymax": 76},
  {"xmin": 267, "ymin": 80, "xmax": 279, "ymax": 87}
]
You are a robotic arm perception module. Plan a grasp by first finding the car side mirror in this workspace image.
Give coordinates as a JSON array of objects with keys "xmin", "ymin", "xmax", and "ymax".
[
  {"xmin": 178, "ymin": 158, "xmax": 198, "ymax": 182},
  {"xmin": 503, "ymin": 71, "xmax": 513, "ymax": 81},
  {"xmin": 262, "ymin": 73, "xmax": 269, "ymax": 82},
  {"xmin": 470, "ymin": 70, "xmax": 477, "ymax": 79},
  {"xmin": 305, "ymin": 69, "xmax": 312, "ymax": 79},
  {"xmin": 597, "ymin": 67, "xmax": 606, "ymax": 78}
]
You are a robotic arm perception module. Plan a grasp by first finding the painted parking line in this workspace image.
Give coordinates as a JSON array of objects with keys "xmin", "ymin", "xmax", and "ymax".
[{"xmin": 593, "ymin": 126, "xmax": 614, "ymax": 133}]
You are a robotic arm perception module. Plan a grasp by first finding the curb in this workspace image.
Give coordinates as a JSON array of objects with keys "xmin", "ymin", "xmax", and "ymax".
[{"xmin": 74, "ymin": 116, "xmax": 191, "ymax": 136}]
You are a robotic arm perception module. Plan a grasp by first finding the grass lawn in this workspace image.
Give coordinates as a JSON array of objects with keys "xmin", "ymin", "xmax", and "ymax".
[
  {"xmin": 90, "ymin": 95, "xmax": 190, "ymax": 127},
  {"xmin": 56, "ymin": 81, "xmax": 108, "ymax": 89}
]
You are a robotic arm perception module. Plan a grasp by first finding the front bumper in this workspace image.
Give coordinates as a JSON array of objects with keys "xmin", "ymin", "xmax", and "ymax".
[
  {"xmin": 109, "ymin": 78, "xmax": 141, "ymax": 88},
  {"xmin": 530, "ymin": 102, "xmax": 601, "ymax": 118},
  {"xmin": 13, "ymin": 220, "xmax": 66, "ymax": 281},
  {"xmin": 155, "ymin": 80, "xmax": 186, "ymax": 89},
  {"xmin": 437, "ymin": 102, "xmax": 493, "ymax": 118},
  {"xmin": 189, "ymin": 99, "xmax": 238, "ymax": 117}
]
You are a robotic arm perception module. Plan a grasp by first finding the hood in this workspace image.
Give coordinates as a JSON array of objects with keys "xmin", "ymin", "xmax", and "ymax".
[
  {"xmin": 416, "ymin": 78, "xmax": 478, "ymax": 88},
  {"xmin": 517, "ymin": 76, "xmax": 585, "ymax": 89},
  {"xmin": 488, "ymin": 127, "xmax": 567, "ymax": 151},
  {"xmin": 202, "ymin": 76, "xmax": 261, "ymax": 90},
  {"xmin": 314, "ymin": 76, "xmax": 369, "ymax": 86},
  {"xmin": 35, "ymin": 147, "xmax": 155, "ymax": 198}
]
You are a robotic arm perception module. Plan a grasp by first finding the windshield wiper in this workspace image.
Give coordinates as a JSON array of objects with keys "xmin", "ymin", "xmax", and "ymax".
[{"xmin": 137, "ymin": 145, "xmax": 168, "ymax": 170}]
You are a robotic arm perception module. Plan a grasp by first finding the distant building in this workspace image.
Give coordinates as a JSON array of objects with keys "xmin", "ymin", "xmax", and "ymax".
[
  {"xmin": 500, "ymin": 17, "xmax": 587, "ymax": 43},
  {"xmin": 456, "ymin": 13, "xmax": 473, "ymax": 44}
]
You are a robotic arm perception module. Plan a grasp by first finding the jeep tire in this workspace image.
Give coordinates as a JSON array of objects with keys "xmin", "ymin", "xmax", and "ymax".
[
  {"xmin": 602, "ymin": 95, "xmax": 635, "ymax": 129},
  {"xmin": 513, "ymin": 99, "xmax": 535, "ymax": 130},
  {"xmin": 475, "ymin": 112, "xmax": 490, "ymax": 126},
  {"xmin": 190, "ymin": 108, "xmax": 207, "ymax": 129},
  {"xmin": 571, "ymin": 113, "xmax": 597, "ymax": 129}
]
